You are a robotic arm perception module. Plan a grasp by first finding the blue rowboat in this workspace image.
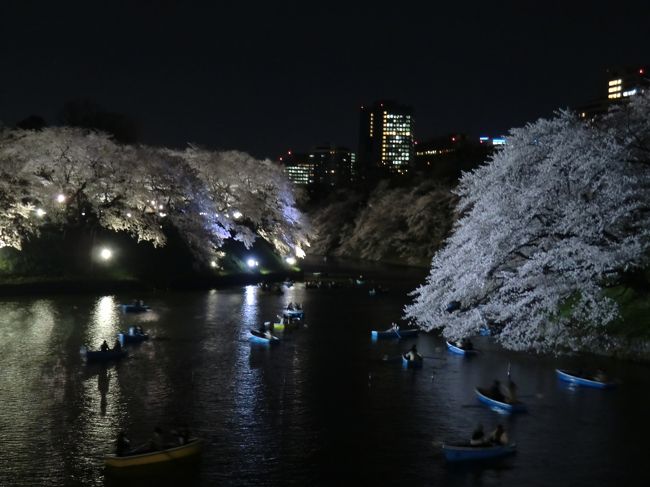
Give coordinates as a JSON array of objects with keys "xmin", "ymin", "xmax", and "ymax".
[
  {"xmin": 479, "ymin": 326, "xmax": 491, "ymax": 336},
  {"xmin": 120, "ymin": 303, "xmax": 150, "ymax": 313},
  {"xmin": 442, "ymin": 442, "xmax": 516, "ymax": 462},
  {"xmin": 283, "ymin": 309, "xmax": 304, "ymax": 319},
  {"xmin": 371, "ymin": 329, "xmax": 419, "ymax": 340},
  {"xmin": 85, "ymin": 349, "xmax": 128, "ymax": 363},
  {"xmin": 402, "ymin": 354, "xmax": 423, "ymax": 369},
  {"xmin": 475, "ymin": 387, "xmax": 526, "ymax": 413},
  {"xmin": 118, "ymin": 331, "xmax": 149, "ymax": 344},
  {"xmin": 249, "ymin": 330, "xmax": 280, "ymax": 345},
  {"xmin": 446, "ymin": 341, "xmax": 478, "ymax": 355},
  {"xmin": 555, "ymin": 369, "xmax": 616, "ymax": 389}
]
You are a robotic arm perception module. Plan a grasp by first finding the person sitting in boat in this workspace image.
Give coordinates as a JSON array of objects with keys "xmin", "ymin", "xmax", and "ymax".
[
  {"xmin": 100, "ymin": 340, "xmax": 110, "ymax": 352},
  {"xmin": 502, "ymin": 378, "xmax": 518, "ymax": 403},
  {"xmin": 128, "ymin": 326, "xmax": 135, "ymax": 336},
  {"xmin": 178, "ymin": 424, "xmax": 190, "ymax": 445},
  {"xmin": 490, "ymin": 380, "xmax": 505, "ymax": 401},
  {"xmin": 406, "ymin": 345, "xmax": 419, "ymax": 361},
  {"xmin": 470, "ymin": 424, "xmax": 487, "ymax": 446},
  {"xmin": 115, "ymin": 431, "xmax": 130, "ymax": 456},
  {"xmin": 593, "ymin": 369, "xmax": 608, "ymax": 382},
  {"xmin": 287, "ymin": 302, "xmax": 294, "ymax": 310},
  {"xmin": 489, "ymin": 424, "xmax": 508, "ymax": 445},
  {"xmin": 136, "ymin": 325, "xmax": 145, "ymax": 335},
  {"xmin": 112, "ymin": 339, "xmax": 122, "ymax": 353},
  {"xmin": 461, "ymin": 338, "xmax": 474, "ymax": 350},
  {"xmin": 149, "ymin": 427, "xmax": 164, "ymax": 451},
  {"xmin": 391, "ymin": 322, "xmax": 400, "ymax": 332}
]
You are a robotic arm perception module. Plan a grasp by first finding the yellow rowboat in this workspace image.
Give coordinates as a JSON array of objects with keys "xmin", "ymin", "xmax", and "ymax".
[{"xmin": 104, "ymin": 439, "xmax": 202, "ymax": 468}]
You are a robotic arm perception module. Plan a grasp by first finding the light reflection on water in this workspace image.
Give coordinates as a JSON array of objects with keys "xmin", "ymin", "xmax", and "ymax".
[
  {"xmin": 0, "ymin": 284, "xmax": 648, "ymax": 487},
  {"xmin": 87, "ymin": 296, "xmax": 119, "ymax": 349}
]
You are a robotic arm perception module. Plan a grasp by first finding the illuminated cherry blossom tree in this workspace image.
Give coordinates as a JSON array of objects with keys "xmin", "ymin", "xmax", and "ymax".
[
  {"xmin": 0, "ymin": 127, "xmax": 308, "ymax": 265},
  {"xmin": 405, "ymin": 93, "xmax": 650, "ymax": 352}
]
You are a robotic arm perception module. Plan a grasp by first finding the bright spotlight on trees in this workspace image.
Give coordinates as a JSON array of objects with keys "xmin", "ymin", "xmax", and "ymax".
[
  {"xmin": 247, "ymin": 258, "xmax": 258, "ymax": 268},
  {"xmin": 56, "ymin": 194, "xmax": 66, "ymax": 203},
  {"xmin": 285, "ymin": 256, "xmax": 297, "ymax": 265},
  {"xmin": 35, "ymin": 208, "xmax": 46, "ymax": 217},
  {"xmin": 232, "ymin": 210, "xmax": 242, "ymax": 220},
  {"xmin": 100, "ymin": 248, "xmax": 113, "ymax": 261}
]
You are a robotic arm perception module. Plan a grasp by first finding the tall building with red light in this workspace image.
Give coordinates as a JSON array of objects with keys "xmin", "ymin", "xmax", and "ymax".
[
  {"xmin": 358, "ymin": 100, "xmax": 414, "ymax": 179},
  {"xmin": 578, "ymin": 65, "xmax": 648, "ymax": 119}
]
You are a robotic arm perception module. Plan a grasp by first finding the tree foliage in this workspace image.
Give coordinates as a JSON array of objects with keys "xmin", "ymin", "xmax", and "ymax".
[
  {"xmin": 0, "ymin": 127, "xmax": 308, "ymax": 266},
  {"xmin": 405, "ymin": 93, "xmax": 650, "ymax": 352},
  {"xmin": 309, "ymin": 180, "xmax": 457, "ymax": 265}
]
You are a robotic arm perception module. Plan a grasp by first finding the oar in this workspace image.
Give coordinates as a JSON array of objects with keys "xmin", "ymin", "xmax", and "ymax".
[{"xmin": 394, "ymin": 327, "xmax": 402, "ymax": 339}]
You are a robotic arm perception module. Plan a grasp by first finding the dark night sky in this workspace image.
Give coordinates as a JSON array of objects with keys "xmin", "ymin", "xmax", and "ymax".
[{"xmin": 1, "ymin": 0, "xmax": 648, "ymax": 159}]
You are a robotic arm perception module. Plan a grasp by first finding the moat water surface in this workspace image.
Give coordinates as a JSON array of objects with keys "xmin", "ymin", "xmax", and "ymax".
[{"xmin": 0, "ymin": 271, "xmax": 647, "ymax": 486}]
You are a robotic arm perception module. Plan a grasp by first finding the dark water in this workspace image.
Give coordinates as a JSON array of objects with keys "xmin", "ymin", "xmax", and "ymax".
[{"xmin": 1, "ymin": 274, "xmax": 648, "ymax": 486}]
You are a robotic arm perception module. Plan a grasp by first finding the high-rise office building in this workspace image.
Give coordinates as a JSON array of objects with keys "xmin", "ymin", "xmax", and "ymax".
[
  {"xmin": 280, "ymin": 151, "xmax": 316, "ymax": 185},
  {"xmin": 606, "ymin": 66, "xmax": 647, "ymax": 101},
  {"xmin": 309, "ymin": 145, "xmax": 356, "ymax": 187},
  {"xmin": 279, "ymin": 146, "xmax": 356, "ymax": 188},
  {"xmin": 358, "ymin": 100, "xmax": 414, "ymax": 178},
  {"xmin": 578, "ymin": 65, "xmax": 648, "ymax": 119}
]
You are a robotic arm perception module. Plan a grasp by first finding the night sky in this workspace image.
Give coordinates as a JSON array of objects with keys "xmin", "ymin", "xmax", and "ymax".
[{"xmin": 1, "ymin": 0, "xmax": 648, "ymax": 159}]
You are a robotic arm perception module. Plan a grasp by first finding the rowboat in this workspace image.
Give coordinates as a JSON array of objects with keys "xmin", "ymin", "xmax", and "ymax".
[
  {"xmin": 104, "ymin": 439, "xmax": 202, "ymax": 468},
  {"xmin": 371, "ymin": 329, "xmax": 419, "ymax": 340},
  {"xmin": 282, "ymin": 309, "xmax": 304, "ymax": 319},
  {"xmin": 555, "ymin": 369, "xmax": 616, "ymax": 389},
  {"xmin": 85, "ymin": 349, "xmax": 128, "ymax": 363},
  {"xmin": 402, "ymin": 354, "xmax": 423, "ymax": 369},
  {"xmin": 442, "ymin": 442, "xmax": 516, "ymax": 462},
  {"xmin": 446, "ymin": 341, "xmax": 478, "ymax": 355},
  {"xmin": 475, "ymin": 387, "xmax": 526, "ymax": 413},
  {"xmin": 249, "ymin": 330, "xmax": 280, "ymax": 345},
  {"xmin": 118, "ymin": 331, "xmax": 149, "ymax": 344},
  {"xmin": 120, "ymin": 303, "xmax": 150, "ymax": 313}
]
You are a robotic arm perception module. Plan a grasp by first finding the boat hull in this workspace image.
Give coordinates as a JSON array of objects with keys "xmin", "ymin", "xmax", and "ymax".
[
  {"xmin": 446, "ymin": 341, "xmax": 478, "ymax": 355},
  {"xmin": 105, "ymin": 439, "xmax": 202, "ymax": 468},
  {"xmin": 555, "ymin": 369, "xmax": 616, "ymax": 389},
  {"xmin": 442, "ymin": 443, "xmax": 516, "ymax": 462},
  {"xmin": 249, "ymin": 330, "xmax": 280, "ymax": 345},
  {"xmin": 118, "ymin": 332, "xmax": 149, "ymax": 344},
  {"xmin": 120, "ymin": 304, "xmax": 150, "ymax": 313},
  {"xmin": 371, "ymin": 329, "xmax": 419, "ymax": 340},
  {"xmin": 282, "ymin": 309, "xmax": 304, "ymax": 319},
  {"xmin": 475, "ymin": 388, "xmax": 526, "ymax": 413}
]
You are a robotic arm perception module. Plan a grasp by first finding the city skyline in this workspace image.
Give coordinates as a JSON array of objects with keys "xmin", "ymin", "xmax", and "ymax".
[{"xmin": 1, "ymin": 1, "xmax": 649, "ymax": 160}]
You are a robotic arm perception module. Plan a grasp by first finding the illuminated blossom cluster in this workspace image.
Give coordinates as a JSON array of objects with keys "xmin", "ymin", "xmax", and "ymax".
[
  {"xmin": 405, "ymin": 93, "xmax": 650, "ymax": 352},
  {"xmin": 0, "ymin": 127, "xmax": 308, "ymax": 264}
]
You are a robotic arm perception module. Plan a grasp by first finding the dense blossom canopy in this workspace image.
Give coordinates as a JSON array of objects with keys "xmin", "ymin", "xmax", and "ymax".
[
  {"xmin": 405, "ymin": 93, "xmax": 650, "ymax": 352},
  {"xmin": 0, "ymin": 127, "xmax": 308, "ymax": 264}
]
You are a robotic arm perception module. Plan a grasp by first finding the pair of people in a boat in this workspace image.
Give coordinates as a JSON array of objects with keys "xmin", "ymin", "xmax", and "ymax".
[
  {"xmin": 489, "ymin": 378, "xmax": 518, "ymax": 403},
  {"xmin": 99, "ymin": 339, "xmax": 122, "ymax": 353},
  {"xmin": 115, "ymin": 426, "xmax": 191, "ymax": 456},
  {"xmin": 405, "ymin": 345, "xmax": 422, "ymax": 362},
  {"xmin": 258, "ymin": 322, "xmax": 274, "ymax": 339},
  {"xmin": 470, "ymin": 424, "xmax": 508, "ymax": 446},
  {"xmin": 454, "ymin": 337, "xmax": 474, "ymax": 350}
]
